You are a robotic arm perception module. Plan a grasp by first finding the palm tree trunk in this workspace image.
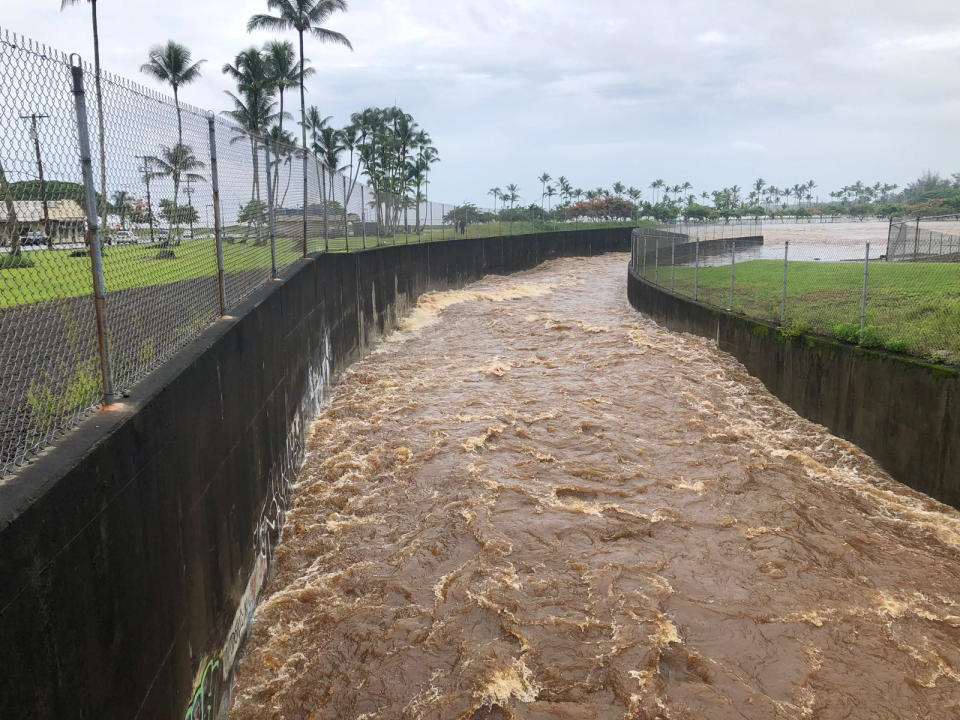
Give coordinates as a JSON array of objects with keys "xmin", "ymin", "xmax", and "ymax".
[
  {"xmin": 174, "ymin": 85, "xmax": 183, "ymax": 146},
  {"xmin": 91, "ymin": 0, "xmax": 109, "ymax": 246},
  {"xmin": 275, "ymin": 89, "xmax": 284, "ymax": 195},
  {"xmin": 298, "ymin": 31, "xmax": 308, "ymax": 255}
]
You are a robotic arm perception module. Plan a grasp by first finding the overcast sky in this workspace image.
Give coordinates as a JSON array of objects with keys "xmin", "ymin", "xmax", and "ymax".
[{"xmin": 3, "ymin": 0, "xmax": 960, "ymax": 205}]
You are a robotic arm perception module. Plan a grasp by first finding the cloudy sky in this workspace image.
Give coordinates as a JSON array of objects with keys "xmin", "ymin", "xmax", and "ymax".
[{"xmin": 3, "ymin": 0, "xmax": 960, "ymax": 205}]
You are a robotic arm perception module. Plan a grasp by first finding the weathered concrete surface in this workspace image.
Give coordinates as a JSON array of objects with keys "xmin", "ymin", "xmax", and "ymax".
[
  {"xmin": 0, "ymin": 228, "xmax": 632, "ymax": 720},
  {"xmin": 627, "ymin": 266, "xmax": 960, "ymax": 508}
]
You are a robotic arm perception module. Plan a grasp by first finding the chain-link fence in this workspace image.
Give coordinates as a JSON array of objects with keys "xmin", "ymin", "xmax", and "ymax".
[
  {"xmin": 631, "ymin": 224, "xmax": 960, "ymax": 367},
  {"xmin": 887, "ymin": 214, "xmax": 960, "ymax": 261},
  {"xmin": 0, "ymin": 28, "xmax": 642, "ymax": 478}
]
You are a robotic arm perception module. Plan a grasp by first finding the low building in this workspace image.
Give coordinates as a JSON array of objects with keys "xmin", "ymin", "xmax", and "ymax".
[{"xmin": 0, "ymin": 199, "xmax": 86, "ymax": 245}]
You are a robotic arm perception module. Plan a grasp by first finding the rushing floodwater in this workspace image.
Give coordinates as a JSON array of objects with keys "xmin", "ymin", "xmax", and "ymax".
[{"xmin": 229, "ymin": 253, "xmax": 960, "ymax": 720}]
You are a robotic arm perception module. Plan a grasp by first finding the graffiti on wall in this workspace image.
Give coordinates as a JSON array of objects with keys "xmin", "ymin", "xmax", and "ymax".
[
  {"xmin": 184, "ymin": 329, "xmax": 333, "ymax": 719},
  {"xmin": 184, "ymin": 657, "xmax": 220, "ymax": 720}
]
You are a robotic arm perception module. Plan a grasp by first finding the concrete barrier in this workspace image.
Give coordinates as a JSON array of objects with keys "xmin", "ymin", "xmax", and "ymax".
[
  {"xmin": 627, "ymin": 264, "xmax": 959, "ymax": 509},
  {"xmin": 0, "ymin": 227, "xmax": 632, "ymax": 719}
]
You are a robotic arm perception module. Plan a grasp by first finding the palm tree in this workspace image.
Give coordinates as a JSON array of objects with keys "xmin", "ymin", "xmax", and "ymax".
[
  {"xmin": 140, "ymin": 41, "xmax": 205, "ymax": 145},
  {"xmin": 111, "ymin": 190, "xmax": 131, "ymax": 229},
  {"xmin": 146, "ymin": 143, "xmax": 205, "ymax": 245},
  {"xmin": 612, "ymin": 181, "xmax": 625, "ymax": 198},
  {"xmin": 264, "ymin": 40, "xmax": 311, "ymax": 137},
  {"xmin": 488, "ymin": 187, "xmax": 501, "ymax": 214},
  {"xmin": 61, "ymin": 0, "xmax": 109, "ymax": 239},
  {"xmin": 537, "ymin": 172, "xmax": 551, "ymax": 210},
  {"xmin": 222, "ymin": 47, "xmax": 278, "ymax": 210},
  {"xmin": 248, "ymin": 0, "xmax": 352, "ymax": 252},
  {"xmin": 505, "ymin": 183, "xmax": 520, "ymax": 209},
  {"xmin": 650, "ymin": 179, "xmax": 664, "ymax": 205},
  {"xmin": 545, "ymin": 185, "xmax": 558, "ymax": 215}
]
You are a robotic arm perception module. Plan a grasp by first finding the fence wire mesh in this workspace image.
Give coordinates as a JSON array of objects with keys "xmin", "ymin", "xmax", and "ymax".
[
  {"xmin": 887, "ymin": 214, "xmax": 960, "ymax": 261},
  {"xmin": 632, "ymin": 223, "xmax": 960, "ymax": 367}
]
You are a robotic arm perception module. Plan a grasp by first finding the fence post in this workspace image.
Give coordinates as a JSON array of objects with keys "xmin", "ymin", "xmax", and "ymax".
[
  {"xmin": 886, "ymin": 216, "xmax": 893, "ymax": 260},
  {"xmin": 670, "ymin": 236, "xmax": 676, "ymax": 292},
  {"xmin": 441, "ymin": 203, "xmax": 445, "ymax": 242},
  {"xmin": 914, "ymin": 216, "xmax": 920, "ymax": 260},
  {"xmin": 206, "ymin": 117, "xmax": 227, "ymax": 314},
  {"xmin": 375, "ymin": 194, "xmax": 381, "ymax": 247},
  {"xmin": 694, "ymin": 238, "xmax": 700, "ymax": 301},
  {"xmin": 780, "ymin": 241, "xmax": 789, "ymax": 325},
  {"xmin": 71, "ymin": 57, "xmax": 114, "ymax": 404},
  {"xmin": 861, "ymin": 242, "xmax": 871, "ymax": 331},
  {"xmin": 729, "ymin": 240, "xmax": 736, "ymax": 312},
  {"xmin": 342, "ymin": 175, "xmax": 349, "ymax": 251},
  {"xmin": 360, "ymin": 185, "xmax": 367, "ymax": 249},
  {"xmin": 321, "ymin": 166, "xmax": 329, "ymax": 252},
  {"xmin": 654, "ymin": 236, "xmax": 660, "ymax": 285},
  {"xmin": 263, "ymin": 140, "xmax": 278, "ymax": 277},
  {"xmin": 642, "ymin": 235, "xmax": 647, "ymax": 278}
]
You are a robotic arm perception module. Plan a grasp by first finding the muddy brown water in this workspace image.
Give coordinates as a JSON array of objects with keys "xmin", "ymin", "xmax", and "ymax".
[{"xmin": 229, "ymin": 253, "xmax": 960, "ymax": 719}]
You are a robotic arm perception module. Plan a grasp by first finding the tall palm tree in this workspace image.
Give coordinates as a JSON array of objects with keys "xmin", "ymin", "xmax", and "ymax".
[
  {"xmin": 537, "ymin": 172, "xmax": 551, "ymax": 210},
  {"xmin": 223, "ymin": 47, "xmax": 278, "ymax": 206},
  {"xmin": 650, "ymin": 179, "xmax": 664, "ymax": 205},
  {"xmin": 488, "ymin": 187, "xmax": 501, "ymax": 214},
  {"xmin": 612, "ymin": 181, "xmax": 625, "ymax": 198},
  {"xmin": 248, "ymin": 0, "xmax": 352, "ymax": 252},
  {"xmin": 505, "ymin": 183, "xmax": 520, "ymax": 209},
  {"xmin": 140, "ymin": 41, "xmax": 205, "ymax": 145},
  {"xmin": 61, "ymin": 0, "xmax": 108, "ymax": 239}
]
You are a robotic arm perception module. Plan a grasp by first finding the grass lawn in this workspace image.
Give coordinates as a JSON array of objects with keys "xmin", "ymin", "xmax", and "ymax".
[
  {"xmin": 660, "ymin": 260, "xmax": 960, "ymax": 363},
  {"xmin": 1, "ymin": 221, "xmax": 642, "ymax": 308}
]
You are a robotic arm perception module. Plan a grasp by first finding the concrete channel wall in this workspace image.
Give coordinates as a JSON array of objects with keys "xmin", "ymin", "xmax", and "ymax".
[
  {"xmin": 0, "ymin": 228, "xmax": 632, "ymax": 719},
  {"xmin": 627, "ymin": 262, "xmax": 960, "ymax": 509}
]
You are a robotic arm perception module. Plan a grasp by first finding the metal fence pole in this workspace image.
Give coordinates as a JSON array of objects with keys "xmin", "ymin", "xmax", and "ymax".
[
  {"xmin": 71, "ymin": 57, "xmax": 114, "ymax": 404},
  {"xmin": 342, "ymin": 174, "xmax": 349, "ymax": 251},
  {"xmin": 375, "ymin": 194, "xmax": 381, "ymax": 247},
  {"xmin": 207, "ymin": 117, "xmax": 227, "ymax": 314},
  {"xmin": 321, "ymin": 167, "xmax": 329, "ymax": 253},
  {"xmin": 914, "ymin": 216, "xmax": 920, "ymax": 260},
  {"xmin": 780, "ymin": 241, "xmax": 789, "ymax": 325},
  {"xmin": 860, "ymin": 242, "xmax": 871, "ymax": 331},
  {"xmin": 670, "ymin": 236, "xmax": 676, "ymax": 292},
  {"xmin": 360, "ymin": 185, "xmax": 367, "ymax": 249},
  {"xmin": 441, "ymin": 203, "xmax": 445, "ymax": 241},
  {"xmin": 729, "ymin": 240, "xmax": 736, "ymax": 312},
  {"xmin": 886, "ymin": 216, "xmax": 893, "ymax": 260},
  {"xmin": 654, "ymin": 237, "xmax": 660, "ymax": 285},
  {"xmin": 264, "ymin": 140, "xmax": 278, "ymax": 277},
  {"xmin": 642, "ymin": 235, "xmax": 647, "ymax": 278},
  {"xmin": 694, "ymin": 238, "xmax": 700, "ymax": 301}
]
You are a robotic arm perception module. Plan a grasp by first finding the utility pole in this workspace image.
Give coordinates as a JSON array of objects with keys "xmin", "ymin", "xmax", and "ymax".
[
  {"xmin": 184, "ymin": 176, "xmax": 195, "ymax": 240},
  {"xmin": 135, "ymin": 155, "xmax": 155, "ymax": 243},
  {"xmin": 20, "ymin": 113, "xmax": 52, "ymax": 249}
]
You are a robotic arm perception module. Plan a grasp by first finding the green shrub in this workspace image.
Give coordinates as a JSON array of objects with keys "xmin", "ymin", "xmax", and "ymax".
[
  {"xmin": 858, "ymin": 325, "xmax": 884, "ymax": 348},
  {"xmin": 883, "ymin": 338, "xmax": 909, "ymax": 354},
  {"xmin": 0, "ymin": 253, "xmax": 35, "ymax": 269},
  {"xmin": 27, "ymin": 362, "xmax": 101, "ymax": 433},
  {"xmin": 833, "ymin": 323, "xmax": 860, "ymax": 344},
  {"xmin": 778, "ymin": 320, "xmax": 811, "ymax": 342}
]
